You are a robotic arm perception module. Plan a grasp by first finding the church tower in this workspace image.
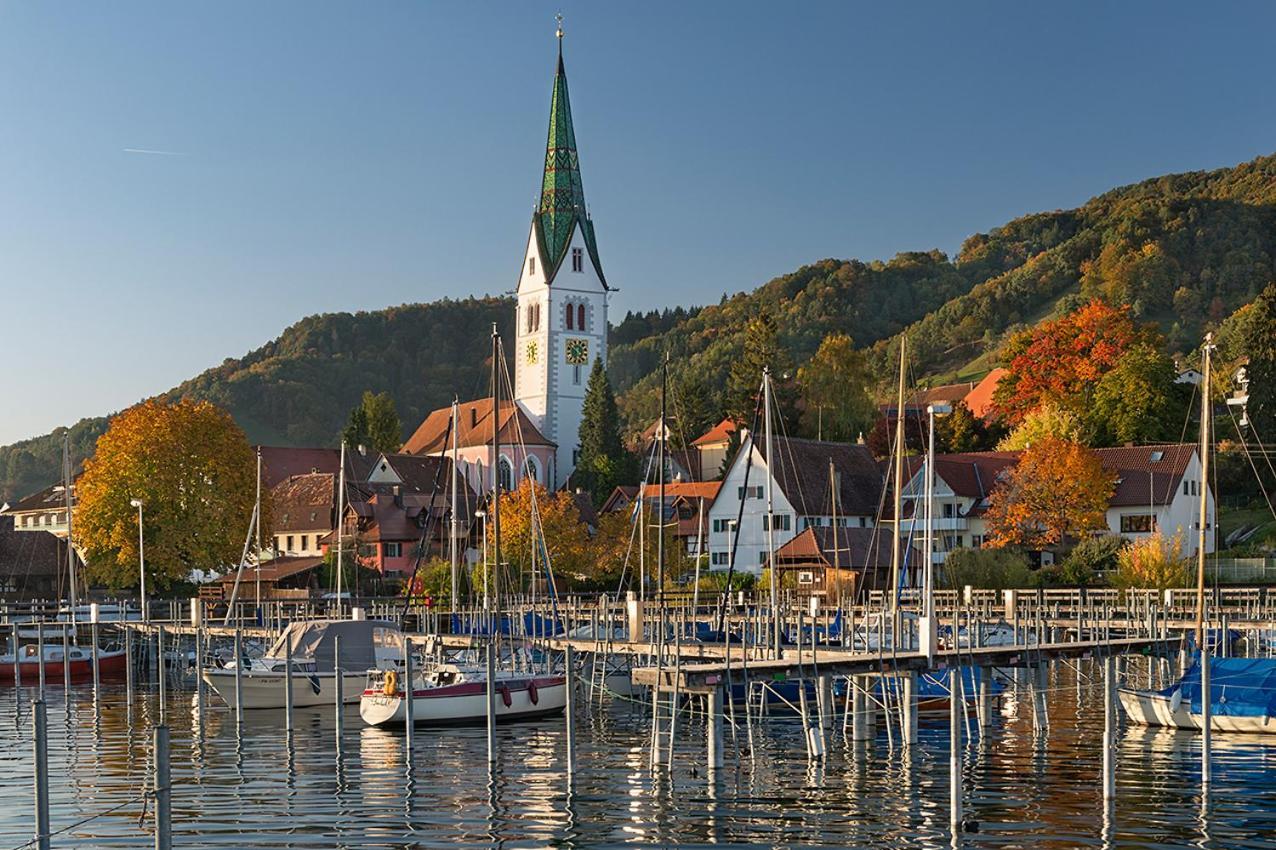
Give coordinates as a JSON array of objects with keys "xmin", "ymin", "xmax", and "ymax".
[{"xmin": 514, "ymin": 24, "xmax": 609, "ymax": 489}]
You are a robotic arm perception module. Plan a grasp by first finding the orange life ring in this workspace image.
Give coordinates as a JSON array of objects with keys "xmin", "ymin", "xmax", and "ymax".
[
  {"xmin": 383, "ymin": 669, "xmax": 398, "ymax": 697},
  {"xmin": 528, "ymin": 679, "xmax": 539, "ymax": 705}
]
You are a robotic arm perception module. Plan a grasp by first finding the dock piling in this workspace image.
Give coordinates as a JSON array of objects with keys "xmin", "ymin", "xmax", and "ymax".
[
  {"xmin": 1102, "ymin": 654, "xmax": 1115, "ymax": 800},
  {"xmin": 154, "ymin": 724, "xmax": 172, "ymax": 850},
  {"xmin": 486, "ymin": 641, "xmax": 496, "ymax": 766},
  {"xmin": 32, "ymin": 699, "xmax": 50, "ymax": 850},
  {"xmin": 565, "ymin": 645, "xmax": 575, "ymax": 779},
  {"xmin": 333, "ymin": 634, "xmax": 344, "ymax": 751},
  {"xmin": 403, "ymin": 638, "xmax": 415, "ymax": 756},
  {"xmin": 283, "ymin": 638, "xmax": 294, "ymax": 733}
]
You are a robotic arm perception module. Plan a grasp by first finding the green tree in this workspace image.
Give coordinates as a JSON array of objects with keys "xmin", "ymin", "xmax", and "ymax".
[
  {"xmin": 574, "ymin": 360, "xmax": 633, "ymax": 502},
  {"xmin": 796, "ymin": 332, "xmax": 876, "ymax": 441},
  {"xmin": 936, "ymin": 400, "xmax": 995, "ymax": 453},
  {"xmin": 1089, "ymin": 344, "xmax": 1183, "ymax": 445},
  {"xmin": 941, "ymin": 548, "xmax": 1036, "ymax": 590},
  {"xmin": 1242, "ymin": 282, "xmax": 1276, "ymax": 442},
  {"xmin": 726, "ymin": 313, "xmax": 790, "ymax": 425},
  {"xmin": 343, "ymin": 391, "xmax": 402, "ymax": 453},
  {"xmin": 75, "ymin": 399, "xmax": 264, "ymax": 590},
  {"xmin": 1058, "ymin": 535, "xmax": 1126, "ymax": 587},
  {"xmin": 997, "ymin": 403, "xmax": 1085, "ymax": 450}
]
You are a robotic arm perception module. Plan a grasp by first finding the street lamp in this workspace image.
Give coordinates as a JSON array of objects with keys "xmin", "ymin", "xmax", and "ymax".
[
  {"xmin": 922, "ymin": 403, "xmax": 952, "ymax": 662},
  {"xmin": 129, "ymin": 498, "xmax": 147, "ymax": 623}
]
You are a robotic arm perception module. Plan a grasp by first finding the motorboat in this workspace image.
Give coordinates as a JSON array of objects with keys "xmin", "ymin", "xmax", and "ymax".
[
  {"xmin": 360, "ymin": 660, "xmax": 566, "ymax": 727},
  {"xmin": 1119, "ymin": 655, "xmax": 1276, "ymax": 734},
  {"xmin": 0, "ymin": 638, "xmax": 127, "ymax": 685},
  {"xmin": 202, "ymin": 619, "xmax": 403, "ymax": 709}
]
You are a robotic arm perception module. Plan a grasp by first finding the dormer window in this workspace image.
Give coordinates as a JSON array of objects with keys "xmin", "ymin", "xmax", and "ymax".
[
  {"xmin": 527, "ymin": 256, "xmax": 536, "ymax": 276},
  {"xmin": 572, "ymin": 247, "xmax": 583, "ymax": 273}
]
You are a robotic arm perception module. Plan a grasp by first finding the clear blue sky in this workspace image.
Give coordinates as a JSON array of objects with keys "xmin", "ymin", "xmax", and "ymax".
[{"xmin": 2, "ymin": 2, "xmax": 1275, "ymax": 446}]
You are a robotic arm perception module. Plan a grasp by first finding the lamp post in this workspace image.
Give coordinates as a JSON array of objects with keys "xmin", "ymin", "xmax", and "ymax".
[
  {"xmin": 921, "ymin": 403, "xmax": 951, "ymax": 663},
  {"xmin": 129, "ymin": 499, "xmax": 147, "ymax": 623},
  {"xmin": 475, "ymin": 509, "xmax": 488, "ymax": 610}
]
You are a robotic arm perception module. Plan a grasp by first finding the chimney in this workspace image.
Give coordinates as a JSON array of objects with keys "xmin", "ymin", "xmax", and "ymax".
[
  {"xmin": 471, "ymin": 407, "xmax": 478, "ymax": 429},
  {"xmin": 357, "ymin": 444, "xmax": 367, "ymax": 457},
  {"xmin": 392, "ymin": 484, "xmax": 402, "ymax": 507}
]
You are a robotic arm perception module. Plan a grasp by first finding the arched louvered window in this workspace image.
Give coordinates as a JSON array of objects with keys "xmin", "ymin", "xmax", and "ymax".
[
  {"xmin": 566, "ymin": 303, "xmax": 574, "ymax": 330},
  {"xmin": 577, "ymin": 303, "xmax": 586, "ymax": 331}
]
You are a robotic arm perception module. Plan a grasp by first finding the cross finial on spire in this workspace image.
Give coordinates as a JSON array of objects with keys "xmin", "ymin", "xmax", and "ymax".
[{"xmin": 556, "ymin": 13, "xmax": 564, "ymax": 40}]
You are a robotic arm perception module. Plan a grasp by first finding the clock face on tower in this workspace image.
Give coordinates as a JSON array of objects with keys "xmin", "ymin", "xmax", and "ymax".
[
  {"xmin": 565, "ymin": 337, "xmax": 589, "ymax": 365},
  {"xmin": 526, "ymin": 341, "xmax": 538, "ymax": 364}
]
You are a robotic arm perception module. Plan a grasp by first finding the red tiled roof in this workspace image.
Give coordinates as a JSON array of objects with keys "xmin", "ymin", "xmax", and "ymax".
[
  {"xmin": 258, "ymin": 446, "xmax": 341, "ymax": 489},
  {"xmin": 692, "ymin": 418, "xmax": 738, "ymax": 447},
  {"xmin": 771, "ymin": 526, "xmax": 912, "ymax": 570},
  {"xmin": 402, "ymin": 397, "xmax": 553, "ymax": 455},
  {"xmin": 963, "ymin": 368, "xmax": 1009, "ymax": 420},
  {"xmin": 217, "ymin": 556, "xmax": 324, "ymax": 585}
]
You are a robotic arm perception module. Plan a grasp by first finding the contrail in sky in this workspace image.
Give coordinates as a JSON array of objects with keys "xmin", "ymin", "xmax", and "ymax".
[{"xmin": 123, "ymin": 148, "xmax": 188, "ymax": 156}]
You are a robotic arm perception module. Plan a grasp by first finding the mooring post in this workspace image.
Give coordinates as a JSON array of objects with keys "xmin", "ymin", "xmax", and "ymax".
[
  {"xmin": 283, "ymin": 637, "xmax": 294, "ymax": 734},
  {"xmin": 125, "ymin": 626, "xmax": 134, "ymax": 705},
  {"xmin": 91, "ymin": 620, "xmax": 101, "ymax": 692},
  {"xmin": 333, "ymin": 634, "xmax": 344, "ymax": 750},
  {"xmin": 403, "ymin": 638, "xmax": 415, "ymax": 757},
  {"xmin": 564, "ymin": 645, "xmax": 576, "ymax": 778},
  {"xmin": 902, "ymin": 671, "xmax": 918, "ymax": 745},
  {"xmin": 32, "ymin": 699, "xmax": 50, "ymax": 850},
  {"xmin": 1103, "ymin": 654, "xmax": 1116, "ymax": 800},
  {"xmin": 157, "ymin": 625, "xmax": 166, "ymax": 725},
  {"xmin": 193, "ymin": 624, "xmax": 204, "ymax": 730},
  {"xmin": 12, "ymin": 623, "xmax": 20, "ymax": 690},
  {"xmin": 1201, "ymin": 635, "xmax": 1212, "ymax": 788},
  {"xmin": 949, "ymin": 668, "xmax": 962, "ymax": 835},
  {"xmin": 154, "ymin": 724, "xmax": 172, "ymax": 850},
  {"xmin": 61, "ymin": 624, "xmax": 71, "ymax": 691},
  {"xmin": 977, "ymin": 667, "xmax": 992, "ymax": 730},
  {"xmin": 852, "ymin": 675, "xmax": 871, "ymax": 742},
  {"xmin": 486, "ymin": 641, "xmax": 497, "ymax": 766},
  {"xmin": 817, "ymin": 673, "xmax": 834, "ymax": 732},
  {"xmin": 36, "ymin": 621, "xmax": 45, "ymax": 698},
  {"xmin": 707, "ymin": 684, "xmax": 724, "ymax": 774},
  {"xmin": 233, "ymin": 628, "xmax": 244, "ymax": 721}
]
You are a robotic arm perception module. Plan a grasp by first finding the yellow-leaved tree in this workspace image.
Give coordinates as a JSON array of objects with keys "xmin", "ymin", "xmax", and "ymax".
[
  {"xmin": 984, "ymin": 437, "xmax": 1115, "ymax": 551},
  {"xmin": 75, "ymin": 399, "xmax": 263, "ymax": 590},
  {"xmin": 1109, "ymin": 533, "xmax": 1193, "ymax": 591}
]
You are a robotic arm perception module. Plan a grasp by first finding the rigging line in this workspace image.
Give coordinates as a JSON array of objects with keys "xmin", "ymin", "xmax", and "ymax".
[
  {"xmin": 614, "ymin": 437, "xmax": 661, "ymax": 597},
  {"xmin": 397, "ymin": 414, "xmax": 454, "ymax": 621},
  {"xmin": 715, "ymin": 387, "xmax": 765, "ymax": 635},
  {"xmin": 1223, "ymin": 405, "xmax": 1276, "ymax": 524}
]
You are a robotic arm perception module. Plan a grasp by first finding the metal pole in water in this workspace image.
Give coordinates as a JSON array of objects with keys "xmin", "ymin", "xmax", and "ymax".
[
  {"xmin": 234, "ymin": 628, "xmax": 244, "ymax": 721},
  {"xmin": 1103, "ymin": 654, "xmax": 1116, "ymax": 800},
  {"xmin": 125, "ymin": 626, "xmax": 133, "ymax": 705},
  {"xmin": 284, "ymin": 637, "xmax": 294, "ymax": 734},
  {"xmin": 91, "ymin": 621, "xmax": 100, "ymax": 692},
  {"xmin": 950, "ymin": 669, "xmax": 962, "ymax": 835},
  {"xmin": 32, "ymin": 699, "xmax": 50, "ymax": 850},
  {"xmin": 154, "ymin": 724, "xmax": 172, "ymax": 850},
  {"xmin": 36, "ymin": 621, "xmax": 45, "ymax": 699},
  {"xmin": 157, "ymin": 625, "xmax": 166, "ymax": 726},
  {"xmin": 333, "ymin": 634, "xmax": 344, "ymax": 749},
  {"xmin": 1201, "ymin": 631, "xmax": 1211, "ymax": 788},
  {"xmin": 565, "ymin": 645, "xmax": 576, "ymax": 778},
  {"xmin": 62, "ymin": 625, "xmax": 71, "ymax": 691},
  {"xmin": 486, "ymin": 641, "xmax": 497, "ymax": 766},
  {"xmin": 12, "ymin": 623, "xmax": 20, "ymax": 690},
  {"xmin": 708, "ymin": 684, "xmax": 724, "ymax": 774},
  {"xmin": 403, "ymin": 638, "xmax": 415, "ymax": 757},
  {"xmin": 902, "ymin": 671, "xmax": 918, "ymax": 746},
  {"xmin": 194, "ymin": 624, "xmax": 204, "ymax": 730}
]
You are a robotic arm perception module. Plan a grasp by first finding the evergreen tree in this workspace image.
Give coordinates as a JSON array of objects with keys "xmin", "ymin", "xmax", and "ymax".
[
  {"xmin": 343, "ymin": 391, "xmax": 402, "ymax": 453},
  {"xmin": 575, "ymin": 360, "xmax": 630, "ymax": 502},
  {"xmin": 1243, "ymin": 283, "xmax": 1276, "ymax": 444},
  {"xmin": 726, "ymin": 313, "xmax": 793, "ymax": 425}
]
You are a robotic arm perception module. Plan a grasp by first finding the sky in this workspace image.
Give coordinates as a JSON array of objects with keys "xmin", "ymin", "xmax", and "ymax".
[{"xmin": 2, "ymin": 2, "xmax": 1276, "ymax": 446}]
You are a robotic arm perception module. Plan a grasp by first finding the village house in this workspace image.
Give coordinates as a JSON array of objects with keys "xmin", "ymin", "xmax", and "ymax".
[
  {"xmin": 691, "ymin": 419, "xmax": 738, "ymax": 481},
  {"xmin": 1, "ymin": 480, "xmax": 73, "ymax": 538},
  {"xmin": 599, "ymin": 480, "xmax": 722, "ymax": 558},
  {"xmin": 898, "ymin": 443, "xmax": 1216, "ymax": 563},
  {"xmin": 272, "ymin": 472, "xmax": 336, "ymax": 558},
  {"xmin": 0, "ymin": 514, "xmax": 83, "ymax": 599},
  {"xmin": 706, "ymin": 435, "xmax": 884, "ymax": 576},
  {"xmin": 769, "ymin": 525, "xmax": 915, "ymax": 600}
]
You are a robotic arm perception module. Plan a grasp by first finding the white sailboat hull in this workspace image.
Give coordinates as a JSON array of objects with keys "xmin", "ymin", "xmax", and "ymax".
[
  {"xmin": 202, "ymin": 668, "xmax": 369, "ymax": 709},
  {"xmin": 1117, "ymin": 687, "xmax": 1276, "ymax": 734},
  {"xmin": 361, "ymin": 675, "xmax": 567, "ymax": 726}
]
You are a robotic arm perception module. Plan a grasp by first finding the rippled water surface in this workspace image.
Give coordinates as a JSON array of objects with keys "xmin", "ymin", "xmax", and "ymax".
[{"xmin": 2, "ymin": 659, "xmax": 1276, "ymax": 848}]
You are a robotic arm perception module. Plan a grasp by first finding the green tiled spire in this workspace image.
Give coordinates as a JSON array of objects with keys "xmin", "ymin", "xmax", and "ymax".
[{"xmin": 533, "ymin": 32, "xmax": 607, "ymax": 287}]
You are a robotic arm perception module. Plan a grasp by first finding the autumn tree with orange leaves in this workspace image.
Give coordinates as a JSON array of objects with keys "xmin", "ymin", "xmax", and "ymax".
[
  {"xmin": 75, "ymin": 399, "xmax": 263, "ymax": 590},
  {"xmin": 991, "ymin": 300, "xmax": 1147, "ymax": 426},
  {"xmin": 984, "ymin": 437, "xmax": 1116, "ymax": 551}
]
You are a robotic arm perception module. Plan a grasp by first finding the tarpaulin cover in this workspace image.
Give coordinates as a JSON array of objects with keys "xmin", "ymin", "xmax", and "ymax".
[
  {"xmin": 266, "ymin": 619, "xmax": 399, "ymax": 670},
  {"xmin": 1163, "ymin": 655, "xmax": 1276, "ymax": 718}
]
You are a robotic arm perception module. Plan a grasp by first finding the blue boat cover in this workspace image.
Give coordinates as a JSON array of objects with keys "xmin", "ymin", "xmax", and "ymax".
[{"xmin": 1164, "ymin": 655, "xmax": 1276, "ymax": 718}]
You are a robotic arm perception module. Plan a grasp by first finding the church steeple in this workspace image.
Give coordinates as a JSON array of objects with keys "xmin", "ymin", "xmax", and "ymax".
[{"xmin": 533, "ymin": 23, "xmax": 607, "ymax": 287}]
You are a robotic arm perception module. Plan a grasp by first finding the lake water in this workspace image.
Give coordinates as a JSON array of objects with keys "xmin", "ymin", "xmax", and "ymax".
[{"xmin": 2, "ymin": 659, "xmax": 1275, "ymax": 848}]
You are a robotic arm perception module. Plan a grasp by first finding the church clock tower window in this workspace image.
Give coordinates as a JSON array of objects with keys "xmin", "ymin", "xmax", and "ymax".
[
  {"xmin": 565, "ymin": 303, "xmax": 574, "ymax": 329},
  {"xmin": 528, "ymin": 256, "xmax": 536, "ymax": 276}
]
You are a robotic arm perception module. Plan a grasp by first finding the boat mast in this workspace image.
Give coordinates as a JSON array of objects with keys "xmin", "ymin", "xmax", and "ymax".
[
  {"xmin": 255, "ymin": 446, "xmax": 262, "ymax": 620},
  {"xmin": 889, "ymin": 338, "xmax": 907, "ymax": 615},
  {"xmin": 692, "ymin": 496, "xmax": 704, "ymax": 614},
  {"xmin": 64, "ymin": 435, "xmax": 77, "ymax": 629},
  {"xmin": 450, "ymin": 397, "xmax": 461, "ymax": 608},
  {"xmin": 830, "ymin": 459, "xmax": 840, "ymax": 600},
  {"xmin": 657, "ymin": 354, "xmax": 667, "ymax": 595},
  {"xmin": 490, "ymin": 324, "xmax": 502, "ymax": 617},
  {"xmin": 336, "ymin": 440, "xmax": 346, "ymax": 611},
  {"xmin": 764, "ymin": 367, "xmax": 779, "ymax": 656},
  {"xmin": 1194, "ymin": 333, "xmax": 1214, "ymax": 649}
]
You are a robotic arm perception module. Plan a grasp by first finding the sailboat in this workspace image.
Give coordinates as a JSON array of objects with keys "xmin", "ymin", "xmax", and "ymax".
[
  {"xmin": 361, "ymin": 325, "xmax": 567, "ymax": 727},
  {"xmin": 1119, "ymin": 334, "xmax": 1276, "ymax": 734}
]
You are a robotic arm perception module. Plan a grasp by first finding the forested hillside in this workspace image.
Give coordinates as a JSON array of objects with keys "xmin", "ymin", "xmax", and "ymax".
[{"xmin": 6, "ymin": 153, "xmax": 1276, "ymax": 502}]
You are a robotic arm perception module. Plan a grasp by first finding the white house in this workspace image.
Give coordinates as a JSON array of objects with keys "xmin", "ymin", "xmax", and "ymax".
[
  {"xmin": 899, "ymin": 443, "xmax": 1216, "ymax": 562},
  {"xmin": 706, "ymin": 435, "xmax": 884, "ymax": 576}
]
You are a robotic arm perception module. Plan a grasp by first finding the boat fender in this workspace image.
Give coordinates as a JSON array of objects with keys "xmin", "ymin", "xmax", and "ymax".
[
  {"xmin": 384, "ymin": 669, "xmax": 398, "ymax": 697},
  {"xmin": 308, "ymin": 675, "xmax": 322, "ymax": 695},
  {"xmin": 499, "ymin": 683, "xmax": 512, "ymax": 708},
  {"xmin": 528, "ymin": 680, "xmax": 539, "ymax": 705},
  {"xmin": 1170, "ymin": 688, "xmax": 1183, "ymax": 713}
]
